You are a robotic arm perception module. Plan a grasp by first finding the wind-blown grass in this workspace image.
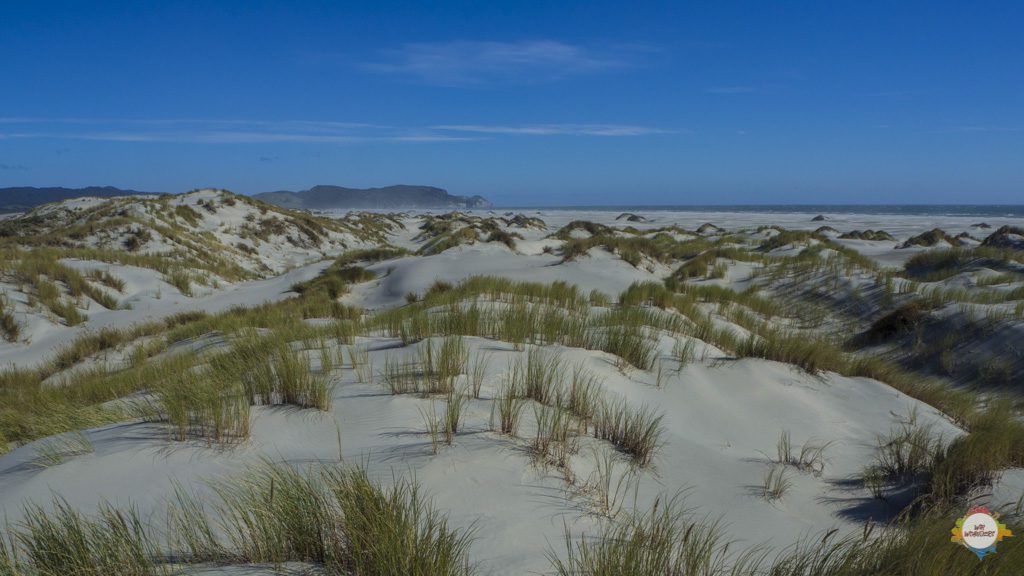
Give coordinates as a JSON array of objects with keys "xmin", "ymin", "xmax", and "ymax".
[
  {"xmin": 550, "ymin": 494, "xmax": 764, "ymax": 576},
  {"xmin": 157, "ymin": 368, "xmax": 251, "ymax": 443},
  {"xmin": 32, "ymin": 431, "xmax": 94, "ymax": 467},
  {"xmin": 491, "ymin": 380, "xmax": 525, "ymax": 436},
  {"xmin": 168, "ymin": 461, "xmax": 476, "ymax": 575},
  {"xmin": 592, "ymin": 398, "xmax": 664, "ymax": 467},
  {"xmin": 552, "ymin": 494, "xmax": 1024, "ymax": 575},
  {"xmin": 5, "ymin": 498, "xmax": 160, "ymax": 576}
]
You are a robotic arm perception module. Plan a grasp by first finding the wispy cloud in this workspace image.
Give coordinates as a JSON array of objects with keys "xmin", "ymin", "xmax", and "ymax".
[
  {"xmin": 434, "ymin": 124, "xmax": 673, "ymax": 136},
  {"xmin": 0, "ymin": 118, "xmax": 673, "ymax": 143},
  {"xmin": 0, "ymin": 162, "xmax": 28, "ymax": 170},
  {"xmin": 0, "ymin": 118, "xmax": 477, "ymax": 144},
  {"xmin": 360, "ymin": 40, "xmax": 642, "ymax": 85}
]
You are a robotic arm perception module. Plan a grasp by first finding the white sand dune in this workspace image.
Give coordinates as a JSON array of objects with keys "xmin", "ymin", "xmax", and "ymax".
[
  {"xmin": 0, "ymin": 336, "xmax": 962, "ymax": 575},
  {"xmin": 1, "ymin": 203, "xmax": 1022, "ymax": 573}
]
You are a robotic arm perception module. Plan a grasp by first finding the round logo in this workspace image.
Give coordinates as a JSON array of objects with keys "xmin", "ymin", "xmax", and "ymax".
[
  {"xmin": 960, "ymin": 512, "xmax": 999, "ymax": 550},
  {"xmin": 951, "ymin": 506, "xmax": 1013, "ymax": 560}
]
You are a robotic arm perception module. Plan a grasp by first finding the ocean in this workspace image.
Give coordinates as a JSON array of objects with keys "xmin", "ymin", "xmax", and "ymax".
[{"xmin": 500, "ymin": 205, "xmax": 1024, "ymax": 218}]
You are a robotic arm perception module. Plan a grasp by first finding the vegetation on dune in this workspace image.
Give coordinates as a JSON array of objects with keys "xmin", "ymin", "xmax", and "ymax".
[
  {"xmin": 0, "ymin": 190, "xmax": 405, "ymax": 314},
  {"xmin": 839, "ymin": 229, "xmax": 896, "ymax": 241},
  {"xmin": 2, "ymin": 207, "xmax": 1024, "ymax": 575},
  {"xmin": 0, "ymin": 265, "xmax": 362, "ymax": 448},
  {"xmin": 0, "ymin": 462, "xmax": 475, "ymax": 576},
  {"xmin": 552, "ymin": 493, "xmax": 1024, "ymax": 575},
  {"xmin": 900, "ymin": 228, "xmax": 960, "ymax": 249},
  {"xmin": 902, "ymin": 246, "xmax": 1024, "ymax": 281},
  {"xmin": 414, "ymin": 212, "xmax": 537, "ymax": 254}
]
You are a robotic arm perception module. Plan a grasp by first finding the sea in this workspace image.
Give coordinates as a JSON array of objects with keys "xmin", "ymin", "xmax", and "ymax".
[{"xmin": 501, "ymin": 205, "xmax": 1024, "ymax": 218}]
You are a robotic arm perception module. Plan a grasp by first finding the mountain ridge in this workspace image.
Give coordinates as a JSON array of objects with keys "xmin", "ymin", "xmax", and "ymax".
[
  {"xmin": 0, "ymin": 186, "xmax": 160, "ymax": 213},
  {"xmin": 0, "ymin": 184, "xmax": 492, "ymax": 213},
  {"xmin": 254, "ymin": 184, "xmax": 492, "ymax": 210}
]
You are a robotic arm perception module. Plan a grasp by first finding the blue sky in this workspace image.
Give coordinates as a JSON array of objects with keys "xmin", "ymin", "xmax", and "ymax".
[{"xmin": 2, "ymin": 1, "xmax": 1022, "ymax": 206}]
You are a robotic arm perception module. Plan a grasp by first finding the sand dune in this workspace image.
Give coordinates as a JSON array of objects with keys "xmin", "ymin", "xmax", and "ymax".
[{"xmin": 1, "ymin": 198, "xmax": 1022, "ymax": 574}]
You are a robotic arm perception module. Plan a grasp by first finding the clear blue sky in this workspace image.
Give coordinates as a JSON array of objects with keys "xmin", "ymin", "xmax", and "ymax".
[{"xmin": 2, "ymin": 1, "xmax": 1022, "ymax": 206}]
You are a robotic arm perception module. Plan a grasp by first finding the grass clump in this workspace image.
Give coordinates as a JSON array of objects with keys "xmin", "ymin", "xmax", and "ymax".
[
  {"xmin": 0, "ymin": 293, "xmax": 19, "ymax": 342},
  {"xmin": 157, "ymin": 368, "xmax": 251, "ymax": 444},
  {"xmin": 522, "ymin": 347, "xmax": 564, "ymax": 405},
  {"xmin": 586, "ymin": 449, "xmax": 638, "ymax": 518},
  {"xmin": 552, "ymin": 498, "xmax": 1024, "ymax": 575},
  {"xmin": 531, "ymin": 404, "xmax": 578, "ymax": 469},
  {"xmin": 491, "ymin": 380, "xmax": 525, "ymax": 436},
  {"xmin": 775, "ymin": 430, "xmax": 831, "ymax": 475},
  {"xmin": 85, "ymin": 268, "xmax": 126, "ymax": 292},
  {"xmin": 737, "ymin": 329, "xmax": 845, "ymax": 375},
  {"xmin": 215, "ymin": 335, "xmax": 335, "ymax": 410},
  {"xmin": 761, "ymin": 464, "xmax": 793, "ymax": 501},
  {"xmin": 169, "ymin": 461, "xmax": 476, "ymax": 575},
  {"xmin": 550, "ymin": 494, "xmax": 761, "ymax": 576},
  {"xmin": 165, "ymin": 268, "xmax": 193, "ymax": 296},
  {"xmin": 592, "ymin": 399, "xmax": 664, "ymax": 467},
  {"xmin": 596, "ymin": 324, "xmax": 656, "ymax": 370},
  {"xmin": 5, "ymin": 498, "xmax": 160, "ymax": 576},
  {"xmin": 33, "ymin": 431, "xmax": 94, "ymax": 467},
  {"xmin": 291, "ymin": 256, "xmax": 378, "ymax": 301}
]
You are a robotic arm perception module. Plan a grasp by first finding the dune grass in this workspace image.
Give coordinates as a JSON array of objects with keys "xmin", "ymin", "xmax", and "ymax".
[
  {"xmin": 552, "ymin": 494, "xmax": 1024, "ymax": 575},
  {"xmin": 592, "ymin": 398, "xmax": 664, "ymax": 467},
  {"xmin": 521, "ymin": 347, "xmax": 564, "ymax": 405},
  {"xmin": 4, "ymin": 498, "xmax": 160, "ymax": 576},
  {"xmin": 491, "ymin": 380, "xmax": 525, "ymax": 436},
  {"xmin": 775, "ymin": 430, "xmax": 831, "ymax": 475},
  {"xmin": 531, "ymin": 404, "xmax": 578, "ymax": 469},
  {"xmin": 32, "ymin": 431, "xmax": 94, "ymax": 467},
  {"xmin": 167, "ymin": 461, "xmax": 476, "ymax": 575},
  {"xmin": 157, "ymin": 367, "xmax": 251, "ymax": 443},
  {"xmin": 761, "ymin": 464, "xmax": 793, "ymax": 501},
  {"xmin": 902, "ymin": 246, "xmax": 1024, "ymax": 281},
  {"xmin": 211, "ymin": 334, "xmax": 335, "ymax": 410},
  {"xmin": 468, "ymin": 350, "xmax": 490, "ymax": 398},
  {"xmin": 383, "ymin": 336, "xmax": 468, "ymax": 397},
  {"xmin": 0, "ymin": 293, "xmax": 19, "ymax": 342},
  {"xmin": 671, "ymin": 336, "xmax": 697, "ymax": 372},
  {"xmin": 586, "ymin": 448, "xmax": 639, "ymax": 518},
  {"xmin": 550, "ymin": 494, "xmax": 764, "ymax": 576}
]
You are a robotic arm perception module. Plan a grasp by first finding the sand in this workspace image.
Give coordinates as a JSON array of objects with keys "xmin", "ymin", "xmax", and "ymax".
[{"xmin": 1, "ymin": 204, "xmax": 1022, "ymax": 574}]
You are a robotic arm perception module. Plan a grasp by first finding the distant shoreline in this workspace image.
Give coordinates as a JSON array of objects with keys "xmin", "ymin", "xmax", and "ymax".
[{"xmin": 492, "ymin": 204, "xmax": 1024, "ymax": 217}]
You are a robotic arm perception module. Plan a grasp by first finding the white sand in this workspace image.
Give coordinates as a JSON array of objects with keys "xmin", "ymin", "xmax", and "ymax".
[{"xmin": 1, "ymin": 205, "xmax": 1021, "ymax": 573}]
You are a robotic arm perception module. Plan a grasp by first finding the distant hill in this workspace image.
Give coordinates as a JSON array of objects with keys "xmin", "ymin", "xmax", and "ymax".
[
  {"xmin": 254, "ymin": 185, "xmax": 492, "ymax": 210},
  {"xmin": 0, "ymin": 186, "xmax": 159, "ymax": 213}
]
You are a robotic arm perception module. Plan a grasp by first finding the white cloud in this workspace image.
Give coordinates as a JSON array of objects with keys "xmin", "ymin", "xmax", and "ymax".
[
  {"xmin": 0, "ymin": 118, "xmax": 478, "ymax": 144},
  {"xmin": 434, "ymin": 124, "xmax": 673, "ymax": 136},
  {"xmin": 361, "ymin": 40, "xmax": 639, "ymax": 85},
  {"xmin": 0, "ymin": 118, "xmax": 671, "ymax": 143}
]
